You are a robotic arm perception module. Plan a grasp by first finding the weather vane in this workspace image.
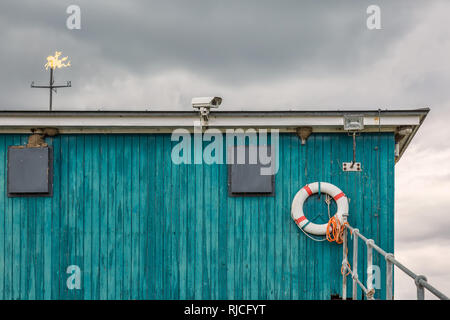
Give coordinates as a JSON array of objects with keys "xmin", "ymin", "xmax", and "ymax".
[{"xmin": 31, "ymin": 51, "xmax": 72, "ymax": 111}]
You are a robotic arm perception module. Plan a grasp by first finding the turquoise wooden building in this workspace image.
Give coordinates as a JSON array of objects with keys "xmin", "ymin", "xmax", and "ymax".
[{"xmin": 0, "ymin": 108, "xmax": 428, "ymax": 300}]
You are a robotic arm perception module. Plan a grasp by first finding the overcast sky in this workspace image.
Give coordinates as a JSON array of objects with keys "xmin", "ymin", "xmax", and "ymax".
[{"xmin": 1, "ymin": 0, "xmax": 449, "ymax": 299}]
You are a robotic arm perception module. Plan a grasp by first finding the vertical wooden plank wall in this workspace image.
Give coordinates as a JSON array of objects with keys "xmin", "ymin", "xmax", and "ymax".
[{"xmin": 0, "ymin": 133, "xmax": 394, "ymax": 299}]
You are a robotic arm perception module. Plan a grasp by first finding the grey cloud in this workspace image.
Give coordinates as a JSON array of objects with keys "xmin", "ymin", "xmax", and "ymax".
[
  {"xmin": 0, "ymin": 0, "xmax": 437, "ymax": 110},
  {"xmin": 0, "ymin": 0, "xmax": 430, "ymax": 91}
]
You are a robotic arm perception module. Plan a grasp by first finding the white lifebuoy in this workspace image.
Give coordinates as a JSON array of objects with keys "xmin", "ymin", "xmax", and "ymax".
[{"xmin": 291, "ymin": 182, "xmax": 349, "ymax": 236}]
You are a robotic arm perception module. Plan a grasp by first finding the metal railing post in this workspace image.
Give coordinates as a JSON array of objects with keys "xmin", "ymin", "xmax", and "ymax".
[
  {"xmin": 415, "ymin": 275, "xmax": 427, "ymax": 300},
  {"xmin": 341, "ymin": 224, "xmax": 449, "ymax": 300},
  {"xmin": 352, "ymin": 229, "xmax": 359, "ymax": 300},
  {"xmin": 385, "ymin": 253, "xmax": 394, "ymax": 300},
  {"xmin": 341, "ymin": 213, "xmax": 349, "ymax": 300},
  {"xmin": 342, "ymin": 226, "xmax": 348, "ymax": 300},
  {"xmin": 366, "ymin": 239, "xmax": 374, "ymax": 299}
]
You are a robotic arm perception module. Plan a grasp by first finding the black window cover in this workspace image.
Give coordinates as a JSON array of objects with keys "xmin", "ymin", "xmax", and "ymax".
[
  {"xmin": 228, "ymin": 145, "xmax": 275, "ymax": 196},
  {"xmin": 7, "ymin": 146, "xmax": 53, "ymax": 197}
]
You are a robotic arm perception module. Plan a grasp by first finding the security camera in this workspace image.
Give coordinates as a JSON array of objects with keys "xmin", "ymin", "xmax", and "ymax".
[{"xmin": 191, "ymin": 97, "xmax": 222, "ymax": 109}]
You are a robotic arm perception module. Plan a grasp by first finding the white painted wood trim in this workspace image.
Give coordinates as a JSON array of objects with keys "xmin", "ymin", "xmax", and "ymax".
[{"xmin": 0, "ymin": 114, "xmax": 421, "ymax": 130}]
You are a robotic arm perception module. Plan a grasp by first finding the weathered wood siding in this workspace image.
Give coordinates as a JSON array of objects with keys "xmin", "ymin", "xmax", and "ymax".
[{"xmin": 0, "ymin": 133, "xmax": 395, "ymax": 299}]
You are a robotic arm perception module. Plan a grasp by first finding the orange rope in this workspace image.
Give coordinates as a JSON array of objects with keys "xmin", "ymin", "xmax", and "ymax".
[
  {"xmin": 326, "ymin": 216, "xmax": 348, "ymax": 244},
  {"xmin": 341, "ymin": 247, "xmax": 352, "ymax": 276},
  {"xmin": 326, "ymin": 216, "xmax": 351, "ymax": 276}
]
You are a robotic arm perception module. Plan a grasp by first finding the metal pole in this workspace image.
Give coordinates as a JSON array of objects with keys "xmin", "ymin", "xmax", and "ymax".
[
  {"xmin": 385, "ymin": 253, "xmax": 394, "ymax": 300},
  {"xmin": 367, "ymin": 239, "xmax": 374, "ymax": 297},
  {"xmin": 342, "ymin": 229, "xmax": 347, "ymax": 300},
  {"xmin": 352, "ymin": 132, "xmax": 356, "ymax": 165},
  {"xmin": 416, "ymin": 275, "xmax": 427, "ymax": 300},
  {"xmin": 31, "ymin": 66, "xmax": 70, "ymax": 108},
  {"xmin": 420, "ymin": 279, "xmax": 449, "ymax": 300},
  {"xmin": 49, "ymin": 68, "xmax": 53, "ymax": 111},
  {"xmin": 342, "ymin": 213, "xmax": 349, "ymax": 300},
  {"xmin": 352, "ymin": 229, "xmax": 359, "ymax": 300}
]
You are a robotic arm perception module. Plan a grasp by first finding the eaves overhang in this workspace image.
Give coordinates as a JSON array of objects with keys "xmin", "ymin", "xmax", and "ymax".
[{"xmin": 0, "ymin": 108, "xmax": 429, "ymax": 162}]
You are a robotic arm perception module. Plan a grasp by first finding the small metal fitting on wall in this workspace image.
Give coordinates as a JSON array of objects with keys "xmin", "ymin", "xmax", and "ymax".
[{"xmin": 199, "ymin": 107, "xmax": 210, "ymax": 127}]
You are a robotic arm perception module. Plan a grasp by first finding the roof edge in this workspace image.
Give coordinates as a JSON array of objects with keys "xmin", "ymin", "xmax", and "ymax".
[{"xmin": 0, "ymin": 108, "xmax": 430, "ymax": 163}]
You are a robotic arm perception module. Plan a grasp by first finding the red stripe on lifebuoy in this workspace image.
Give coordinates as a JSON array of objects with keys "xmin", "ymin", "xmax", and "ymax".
[
  {"xmin": 334, "ymin": 192, "xmax": 345, "ymax": 201},
  {"xmin": 304, "ymin": 185, "xmax": 312, "ymax": 195},
  {"xmin": 295, "ymin": 216, "xmax": 307, "ymax": 225}
]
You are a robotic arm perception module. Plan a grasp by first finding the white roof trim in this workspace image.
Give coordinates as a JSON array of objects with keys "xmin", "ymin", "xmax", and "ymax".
[
  {"xmin": 0, "ymin": 109, "xmax": 429, "ymax": 163},
  {"xmin": 0, "ymin": 111, "xmax": 424, "ymax": 130}
]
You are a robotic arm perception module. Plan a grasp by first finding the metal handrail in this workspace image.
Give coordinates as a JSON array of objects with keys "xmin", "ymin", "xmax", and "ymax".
[{"xmin": 341, "ymin": 224, "xmax": 449, "ymax": 300}]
